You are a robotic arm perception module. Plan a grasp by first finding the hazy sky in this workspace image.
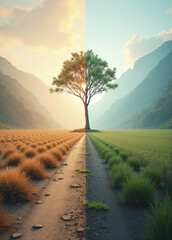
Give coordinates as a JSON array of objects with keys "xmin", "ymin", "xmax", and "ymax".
[
  {"xmin": 0, "ymin": 0, "xmax": 85, "ymax": 86},
  {"xmin": 87, "ymin": 0, "xmax": 172, "ymax": 78},
  {"xmin": 0, "ymin": 0, "xmax": 171, "ymax": 87}
]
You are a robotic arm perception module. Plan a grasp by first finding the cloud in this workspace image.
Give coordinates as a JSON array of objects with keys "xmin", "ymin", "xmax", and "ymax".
[
  {"xmin": 0, "ymin": 0, "xmax": 85, "ymax": 51},
  {"xmin": 122, "ymin": 29, "xmax": 172, "ymax": 68},
  {"xmin": 166, "ymin": 8, "xmax": 172, "ymax": 15},
  {"xmin": 0, "ymin": 6, "xmax": 8, "ymax": 17},
  {"xmin": 158, "ymin": 29, "xmax": 172, "ymax": 41}
]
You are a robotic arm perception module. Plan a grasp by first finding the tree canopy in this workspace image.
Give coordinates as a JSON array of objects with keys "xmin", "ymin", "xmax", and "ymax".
[{"xmin": 50, "ymin": 50, "xmax": 117, "ymax": 129}]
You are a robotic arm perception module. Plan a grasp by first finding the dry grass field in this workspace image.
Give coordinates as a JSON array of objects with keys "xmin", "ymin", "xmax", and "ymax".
[{"xmin": 0, "ymin": 130, "xmax": 84, "ymax": 232}]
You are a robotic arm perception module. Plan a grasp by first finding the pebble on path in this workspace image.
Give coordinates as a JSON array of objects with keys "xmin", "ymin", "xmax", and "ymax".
[
  {"xmin": 61, "ymin": 215, "xmax": 72, "ymax": 221},
  {"xmin": 32, "ymin": 225, "xmax": 43, "ymax": 229},
  {"xmin": 35, "ymin": 200, "xmax": 42, "ymax": 204},
  {"xmin": 45, "ymin": 193, "xmax": 50, "ymax": 196},
  {"xmin": 71, "ymin": 184, "xmax": 81, "ymax": 188},
  {"xmin": 11, "ymin": 232, "xmax": 23, "ymax": 239}
]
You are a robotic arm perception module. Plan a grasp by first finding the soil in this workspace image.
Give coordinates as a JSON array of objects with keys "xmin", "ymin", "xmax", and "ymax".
[
  {"xmin": 0, "ymin": 135, "xmax": 86, "ymax": 240},
  {"xmin": 86, "ymin": 134, "xmax": 148, "ymax": 240}
]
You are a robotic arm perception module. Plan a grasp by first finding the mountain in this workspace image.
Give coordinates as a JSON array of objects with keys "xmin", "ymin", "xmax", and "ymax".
[
  {"xmin": 0, "ymin": 57, "xmax": 84, "ymax": 129},
  {"xmin": 0, "ymin": 72, "xmax": 61, "ymax": 129},
  {"xmin": 0, "ymin": 80, "xmax": 47, "ymax": 129},
  {"xmin": 89, "ymin": 41, "xmax": 172, "ymax": 126},
  {"xmin": 123, "ymin": 78, "xmax": 172, "ymax": 129},
  {"xmin": 95, "ymin": 51, "xmax": 172, "ymax": 129}
]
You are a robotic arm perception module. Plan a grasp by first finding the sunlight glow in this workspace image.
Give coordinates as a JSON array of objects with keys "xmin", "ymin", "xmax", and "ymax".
[{"xmin": 81, "ymin": 83, "xmax": 86, "ymax": 90}]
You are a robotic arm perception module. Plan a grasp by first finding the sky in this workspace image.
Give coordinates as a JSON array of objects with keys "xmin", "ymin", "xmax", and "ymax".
[
  {"xmin": 0, "ymin": 0, "xmax": 171, "ymax": 95},
  {"xmin": 0, "ymin": 0, "xmax": 86, "ymax": 86},
  {"xmin": 86, "ymin": 0, "xmax": 172, "ymax": 78}
]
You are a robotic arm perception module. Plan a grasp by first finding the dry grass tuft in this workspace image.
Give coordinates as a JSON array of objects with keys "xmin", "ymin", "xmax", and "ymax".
[
  {"xmin": 24, "ymin": 148, "xmax": 37, "ymax": 158},
  {"xmin": 45, "ymin": 144, "xmax": 53, "ymax": 150},
  {"xmin": 31, "ymin": 143, "xmax": 37, "ymax": 149},
  {"xmin": 3, "ymin": 148, "xmax": 16, "ymax": 159},
  {"xmin": 37, "ymin": 153, "xmax": 60, "ymax": 169},
  {"xmin": 50, "ymin": 149, "xmax": 64, "ymax": 161},
  {"xmin": 63, "ymin": 143, "xmax": 71, "ymax": 151},
  {"xmin": 0, "ymin": 168, "xmax": 34, "ymax": 203},
  {"xmin": 6, "ymin": 153, "xmax": 25, "ymax": 167},
  {"xmin": 57, "ymin": 145, "xmax": 67, "ymax": 155},
  {"xmin": 20, "ymin": 145, "xmax": 27, "ymax": 153},
  {"xmin": 16, "ymin": 143, "xmax": 22, "ymax": 150},
  {"xmin": 20, "ymin": 159, "xmax": 47, "ymax": 180},
  {"xmin": 37, "ymin": 146, "xmax": 46, "ymax": 153}
]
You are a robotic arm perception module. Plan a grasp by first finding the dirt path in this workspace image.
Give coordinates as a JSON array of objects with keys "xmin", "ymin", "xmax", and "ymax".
[
  {"xmin": 86, "ymin": 135, "xmax": 146, "ymax": 240},
  {"xmin": 1, "ymin": 135, "xmax": 86, "ymax": 240}
]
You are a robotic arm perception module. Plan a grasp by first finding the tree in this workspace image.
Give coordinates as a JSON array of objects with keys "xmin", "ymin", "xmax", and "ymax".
[{"xmin": 50, "ymin": 50, "xmax": 117, "ymax": 130}]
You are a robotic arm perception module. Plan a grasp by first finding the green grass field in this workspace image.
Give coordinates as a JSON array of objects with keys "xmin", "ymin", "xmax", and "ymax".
[{"xmin": 89, "ymin": 130, "xmax": 172, "ymax": 191}]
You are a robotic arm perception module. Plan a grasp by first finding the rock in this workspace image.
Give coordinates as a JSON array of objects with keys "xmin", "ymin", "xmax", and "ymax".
[
  {"xmin": 61, "ymin": 215, "xmax": 72, "ymax": 221},
  {"xmin": 32, "ymin": 192, "xmax": 37, "ymax": 195},
  {"xmin": 35, "ymin": 200, "xmax": 42, "ymax": 204},
  {"xmin": 76, "ymin": 227, "xmax": 84, "ymax": 233},
  {"xmin": 32, "ymin": 225, "xmax": 43, "ymax": 229},
  {"xmin": 62, "ymin": 163, "xmax": 68, "ymax": 166},
  {"xmin": 11, "ymin": 232, "xmax": 23, "ymax": 238},
  {"xmin": 45, "ymin": 193, "xmax": 50, "ymax": 196},
  {"xmin": 71, "ymin": 184, "xmax": 81, "ymax": 188},
  {"xmin": 42, "ymin": 186, "xmax": 46, "ymax": 189},
  {"xmin": 58, "ymin": 177, "xmax": 63, "ymax": 180},
  {"xmin": 54, "ymin": 178, "xmax": 58, "ymax": 181},
  {"xmin": 17, "ymin": 217, "xmax": 22, "ymax": 220}
]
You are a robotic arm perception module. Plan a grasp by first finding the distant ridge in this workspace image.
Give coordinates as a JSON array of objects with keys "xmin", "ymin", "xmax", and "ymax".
[
  {"xmin": 89, "ymin": 41, "xmax": 172, "ymax": 127},
  {"xmin": 0, "ymin": 56, "xmax": 84, "ymax": 129},
  {"xmin": 0, "ymin": 66, "xmax": 62, "ymax": 129}
]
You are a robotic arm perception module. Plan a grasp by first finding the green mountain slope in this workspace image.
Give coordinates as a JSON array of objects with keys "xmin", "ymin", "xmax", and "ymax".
[
  {"xmin": 124, "ymin": 78, "xmax": 172, "ymax": 129},
  {"xmin": 89, "ymin": 41, "xmax": 172, "ymax": 126},
  {"xmin": 96, "ymin": 51, "xmax": 172, "ymax": 129}
]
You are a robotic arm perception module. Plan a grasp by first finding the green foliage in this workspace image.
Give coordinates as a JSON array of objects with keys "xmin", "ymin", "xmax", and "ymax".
[
  {"xmin": 122, "ymin": 176, "xmax": 156, "ymax": 207},
  {"xmin": 84, "ymin": 200, "xmax": 109, "ymax": 210},
  {"xmin": 146, "ymin": 196, "xmax": 172, "ymax": 240},
  {"xmin": 108, "ymin": 156, "xmax": 123, "ymax": 168},
  {"xmin": 113, "ymin": 148, "xmax": 120, "ymax": 155},
  {"xmin": 126, "ymin": 157, "xmax": 141, "ymax": 171},
  {"xmin": 111, "ymin": 163, "xmax": 134, "ymax": 188},
  {"xmin": 104, "ymin": 151, "xmax": 116, "ymax": 163},
  {"xmin": 85, "ymin": 153, "xmax": 91, "ymax": 156},
  {"xmin": 141, "ymin": 167, "xmax": 163, "ymax": 187},
  {"xmin": 51, "ymin": 51, "xmax": 117, "ymax": 129},
  {"xmin": 76, "ymin": 169, "xmax": 90, "ymax": 173},
  {"xmin": 120, "ymin": 151, "xmax": 129, "ymax": 161},
  {"xmin": 86, "ymin": 50, "xmax": 117, "ymax": 96},
  {"xmin": 89, "ymin": 130, "xmax": 172, "ymax": 193},
  {"xmin": 85, "ymin": 174, "xmax": 94, "ymax": 178}
]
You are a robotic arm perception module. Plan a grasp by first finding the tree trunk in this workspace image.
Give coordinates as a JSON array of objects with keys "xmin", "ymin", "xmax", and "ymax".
[{"xmin": 85, "ymin": 103, "xmax": 90, "ymax": 130}]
